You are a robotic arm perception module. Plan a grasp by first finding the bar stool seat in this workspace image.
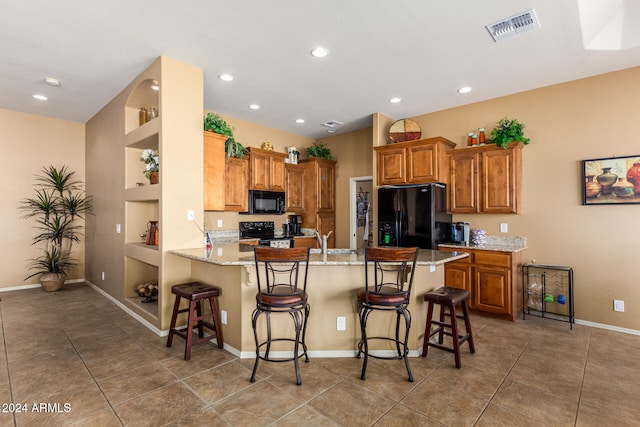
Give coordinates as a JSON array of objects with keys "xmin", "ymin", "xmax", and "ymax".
[
  {"xmin": 421, "ymin": 286, "xmax": 475, "ymax": 368},
  {"xmin": 166, "ymin": 281, "xmax": 224, "ymax": 360}
]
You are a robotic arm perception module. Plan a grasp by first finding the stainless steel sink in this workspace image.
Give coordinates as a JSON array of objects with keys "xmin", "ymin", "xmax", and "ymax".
[{"xmin": 309, "ymin": 248, "xmax": 358, "ymax": 255}]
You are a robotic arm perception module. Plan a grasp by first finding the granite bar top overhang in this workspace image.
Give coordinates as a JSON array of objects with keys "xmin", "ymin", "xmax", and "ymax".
[{"xmin": 170, "ymin": 243, "xmax": 469, "ymax": 266}]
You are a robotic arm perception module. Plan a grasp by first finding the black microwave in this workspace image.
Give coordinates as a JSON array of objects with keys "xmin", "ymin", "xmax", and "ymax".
[{"xmin": 244, "ymin": 190, "xmax": 286, "ymax": 215}]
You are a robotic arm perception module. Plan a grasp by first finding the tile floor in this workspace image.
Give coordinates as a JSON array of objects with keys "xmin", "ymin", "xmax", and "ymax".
[{"xmin": 1, "ymin": 283, "xmax": 639, "ymax": 426}]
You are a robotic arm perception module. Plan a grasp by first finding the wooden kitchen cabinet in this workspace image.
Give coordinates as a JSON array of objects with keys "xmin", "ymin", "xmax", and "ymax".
[
  {"xmin": 448, "ymin": 142, "xmax": 523, "ymax": 214},
  {"xmin": 441, "ymin": 247, "xmax": 523, "ymax": 321},
  {"xmin": 248, "ymin": 147, "xmax": 287, "ymax": 191},
  {"xmin": 300, "ymin": 158, "xmax": 336, "ymax": 248},
  {"xmin": 224, "ymin": 156, "xmax": 249, "ymax": 212},
  {"xmin": 375, "ymin": 137, "xmax": 455, "ymax": 185},
  {"xmin": 203, "ymin": 131, "xmax": 227, "ymax": 211},
  {"xmin": 294, "ymin": 236, "xmax": 317, "ymax": 248},
  {"xmin": 285, "ymin": 163, "xmax": 305, "ymax": 213}
]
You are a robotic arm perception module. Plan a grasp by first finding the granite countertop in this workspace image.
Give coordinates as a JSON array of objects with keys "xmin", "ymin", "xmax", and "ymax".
[
  {"xmin": 170, "ymin": 243, "xmax": 469, "ymax": 266},
  {"xmin": 438, "ymin": 236, "xmax": 527, "ymax": 253}
]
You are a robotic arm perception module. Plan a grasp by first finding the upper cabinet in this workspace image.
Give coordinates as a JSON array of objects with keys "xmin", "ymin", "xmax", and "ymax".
[
  {"xmin": 448, "ymin": 142, "xmax": 523, "ymax": 214},
  {"xmin": 224, "ymin": 157, "xmax": 249, "ymax": 212},
  {"xmin": 248, "ymin": 147, "xmax": 287, "ymax": 191},
  {"xmin": 375, "ymin": 137, "xmax": 455, "ymax": 186},
  {"xmin": 285, "ymin": 163, "xmax": 305, "ymax": 213},
  {"xmin": 203, "ymin": 132, "xmax": 227, "ymax": 211}
]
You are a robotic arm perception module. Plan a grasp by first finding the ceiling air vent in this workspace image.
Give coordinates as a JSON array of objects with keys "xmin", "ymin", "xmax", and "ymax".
[
  {"xmin": 486, "ymin": 9, "xmax": 540, "ymax": 42},
  {"xmin": 321, "ymin": 120, "xmax": 344, "ymax": 128}
]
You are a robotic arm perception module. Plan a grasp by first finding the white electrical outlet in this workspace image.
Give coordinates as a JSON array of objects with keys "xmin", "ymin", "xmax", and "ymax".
[
  {"xmin": 187, "ymin": 210, "xmax": 194, "ymax": 221},
  {"xmin": 217, "ymin": 219, "xmax": 223, "ymax": 228},
  {"xmin": 614, "ymin": 300, "xmax": 625, "ymax": 312},
  {"xmin": 101, "ymin": 271, "xmax": 105, "ymax": 281},
  {"xmin": 115, "ymin": 223, "xmax": 121, "ymax": 234},
  {"xmin": 337, "ymin": 316, "xmax": 346, "ymax": 331},
  {"xmin": 500, "ymin": 223, "xmax": 508, "ymax": 233},
  {"xmin": 221, "ymin": 310, "xmax": 228, "ymax": 324}
]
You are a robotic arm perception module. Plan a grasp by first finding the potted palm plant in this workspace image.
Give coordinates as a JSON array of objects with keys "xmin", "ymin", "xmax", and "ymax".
[
  {"xmin": 203, "ymin": 112, "xmax": 247, "ymax": 158},
  {"xmin": 306, "ymin": 141, "xmax": 333, "ymax": 160},
  {"xmin": 19, "ymin": 166, "xmax": 92, "ymax": 291}
]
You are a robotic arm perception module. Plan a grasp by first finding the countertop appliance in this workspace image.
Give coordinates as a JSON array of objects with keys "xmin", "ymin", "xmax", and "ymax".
[
  {"xmin": 378, "ymin": 183, "xmax": 452, "ymax": 249},
  {"xmin": 451, "ymin": 222, "xmax": 470, "ymax": 246},
  {"xmin": 239, "ymin": 221, "xmax": 294, "ymax": 249},
  {"xmin": 243, "ymin": 190, "xmax": 286, "ymax": 215},
  {"xmin": 287, "ymin": 214, "xmax": 303, "ymax": 236}
]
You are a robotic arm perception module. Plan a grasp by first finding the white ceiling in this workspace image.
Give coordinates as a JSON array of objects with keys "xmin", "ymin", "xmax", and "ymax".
[{"xmin": 1, "ymin": 0, "xmax": 639, "ymax": 139}]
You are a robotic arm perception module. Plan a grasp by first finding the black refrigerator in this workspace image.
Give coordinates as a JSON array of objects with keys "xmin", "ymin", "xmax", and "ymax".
[{"xmin": 378, "ymin": 183, "xmax": 452, "ymax": 249}]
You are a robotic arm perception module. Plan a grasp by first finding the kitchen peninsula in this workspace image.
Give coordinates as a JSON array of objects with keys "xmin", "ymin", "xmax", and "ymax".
[{"xmin": 170, "ymin": 244, "xmax": 468, "ymax": 357}]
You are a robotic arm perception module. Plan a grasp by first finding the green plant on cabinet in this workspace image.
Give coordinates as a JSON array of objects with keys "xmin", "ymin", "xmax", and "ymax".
[
  {"xmin": 489, "ymin": 117, "xmax": 531, "ymax": 149},
  {"xmin": 306, "ymin": 141, "xmax": 333, "ymax": 160},
  {"xmin": 203, "ymin": 112, "xmax": 247, "ymax": 158}
]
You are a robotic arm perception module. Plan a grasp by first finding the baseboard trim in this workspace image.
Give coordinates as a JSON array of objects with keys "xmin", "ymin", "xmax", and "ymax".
[
  {"xmin": 575, "ymin": 319, "xmax": 640, "ymax": 336},
  {"xmin": 0, "ymin": 278, "xmax": 85, "ymax": 293},
  {"xmin": 85, "ymin": 280, "xmax": 166, "ymax": 337}
]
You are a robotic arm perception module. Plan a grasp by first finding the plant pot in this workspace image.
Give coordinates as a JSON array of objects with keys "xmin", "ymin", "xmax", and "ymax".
[
  {"xmin": 149, "ymin": 171, "xmax": 159, "ymax": 185},
  {"xmin": 40, "ymin": 273, "xmax": 65, "ymax": 292}
]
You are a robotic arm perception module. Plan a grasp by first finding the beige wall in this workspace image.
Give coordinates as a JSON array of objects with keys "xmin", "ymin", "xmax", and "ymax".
[
  {"xmin": 407, "ymin": 66, "xmax": 640, "ymax": 330},
  {"xmin": 1, "ymin": 108, "xmax": 85, "ymax": 288}
]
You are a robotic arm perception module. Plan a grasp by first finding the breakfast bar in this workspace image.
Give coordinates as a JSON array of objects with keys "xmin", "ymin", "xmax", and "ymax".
[{"xmin": 170, "ymin": 244, "xmax": 468, "ymax": 358}]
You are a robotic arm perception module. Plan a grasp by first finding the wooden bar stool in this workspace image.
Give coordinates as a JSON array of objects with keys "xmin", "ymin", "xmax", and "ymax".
[
  {"xmin": 421, "ymin": 286, "xmax": 475, "ymax": 368},
  {"xmin": 166, "ymin": 281, "xmax": 224, "ymax": 360}
]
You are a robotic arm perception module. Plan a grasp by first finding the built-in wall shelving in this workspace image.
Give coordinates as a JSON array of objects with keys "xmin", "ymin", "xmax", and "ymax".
[{"xmin": 120, "ymin": 57, "xmax": 204, "ymax": 331}]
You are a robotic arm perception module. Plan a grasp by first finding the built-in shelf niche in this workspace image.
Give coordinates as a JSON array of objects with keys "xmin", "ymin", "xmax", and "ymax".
[
  {"xmin": 125, "ymin": 200, "xmax": 159, "ymax": 246},
  {"xmin": 125, "ymin": 256, "xmax": 159, "ymax": 318},
  {"xmin": 125, "ymin": 78, "xmax": 160, "ymax": 135}
]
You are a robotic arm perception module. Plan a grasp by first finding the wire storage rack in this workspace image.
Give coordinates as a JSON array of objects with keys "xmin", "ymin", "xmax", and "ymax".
[{"xmin": 522, "ymin": 263, "xmax": 574, "ymax": 329}]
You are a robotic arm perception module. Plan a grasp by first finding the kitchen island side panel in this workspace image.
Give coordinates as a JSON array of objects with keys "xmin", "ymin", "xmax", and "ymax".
[{"xmin": 188, "ymin": 259, "xmax": 445, "ymax": 355}]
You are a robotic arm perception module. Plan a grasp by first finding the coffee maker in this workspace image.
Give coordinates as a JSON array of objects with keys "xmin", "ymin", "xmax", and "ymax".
[
  {"xmin": 451, "ymin": 222, "xmax": 470, "ymax": 246},
  {"xmin": 288, "ymin": 214, "xmax": 302, "ymax": 236}
]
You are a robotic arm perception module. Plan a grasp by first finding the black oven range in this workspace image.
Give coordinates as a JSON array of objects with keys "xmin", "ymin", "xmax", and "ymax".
[{"xmin": 239, "ymin": 221, "xmax": 294, "ymax": 250}]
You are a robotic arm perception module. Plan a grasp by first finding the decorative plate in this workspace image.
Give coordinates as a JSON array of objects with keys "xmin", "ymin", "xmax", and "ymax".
[{"xmin": 389, "ymin": 119, "xmax": 421, "ymax": 143}]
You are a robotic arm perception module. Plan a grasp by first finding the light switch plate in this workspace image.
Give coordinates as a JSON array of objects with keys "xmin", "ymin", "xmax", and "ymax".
[
  {"xmin": 500, "ymin": 223, "xmax": 508, "ymax": 233},
  {"xmin": 217, "ymin": 219, "xmax": 223, "ymax": 228}
]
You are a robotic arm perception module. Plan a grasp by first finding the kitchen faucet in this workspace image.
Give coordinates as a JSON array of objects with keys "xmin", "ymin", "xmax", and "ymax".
[{"xmin": 315, "ymin": 230, "xmax": 333, "ymax": 255}]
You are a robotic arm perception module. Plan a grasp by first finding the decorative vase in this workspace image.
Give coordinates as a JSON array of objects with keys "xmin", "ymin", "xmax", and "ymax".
[
  {"xmin": 40, "ymin": 272, "xmax": 64, "ymax": 292},
  {"xmin": 596, "ymin": 167, "xmax": 617, "ymax": 195},
  {"xmin": 145, "ymin": 221, "xmax": 159, "ymax": 246},
  {"xmin": 626, "ymin": 162, "xmax": 640, "ymax": 194},
  {"xmin": 471, "ymin": 229, "xmax": 487, "ymax": 246},
  {"xmin": 611, "ymin": 177, "xmax": 635, "ymax": 198},
  {"xmin": 149, "ymin": 171, "xmax": 159, "ymax": 185},
  {"xmin": 584, "ymin": 175, "xmax": 602, "ymax": 198}
]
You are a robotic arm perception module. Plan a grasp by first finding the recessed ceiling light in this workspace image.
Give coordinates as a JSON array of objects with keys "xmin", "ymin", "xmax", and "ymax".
[
  {"xmin": 457, "ymin": 86, "xmax": 473, "ymax": 94},
  {"xmin": 249, "ymin": 104, "xmax": 260, "ymax": 110},
  {"xmin": 45, "ymin": 77, "xmax": 60, "ymax": 86},
  {"xmin": 310, "ymin": 46, "xmax": 329, "ymax": 58},
  {"xmin": 390, "ymin": 97, "xmax": 402, "ymax": 103},
  {"xmin": 327, "ymin": 129, "xmax": 336, "ymax": 133},
  {"xmin": 33, "ymin": 94, "xmax": 48, "ymax": 101},
  {"xmin": 219, "ymin": 74, "xmax": 234, "ymax": 82},
  {"xmin": 150, "ymin": 80, "xmax": 160, "ymax": 91},
  {"xmin": 296, "ymin": 119, "xmax": 305, "ymax": 124}
]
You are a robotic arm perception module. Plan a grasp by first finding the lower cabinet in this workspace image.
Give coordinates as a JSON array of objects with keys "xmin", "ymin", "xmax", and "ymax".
[
  {"xmin": 441, "ymin": 247, "xmax": 523, "ymax": 321},
  {"xmin": 294, "ymin": 236, "xmax": 317, "ymax": 248}
]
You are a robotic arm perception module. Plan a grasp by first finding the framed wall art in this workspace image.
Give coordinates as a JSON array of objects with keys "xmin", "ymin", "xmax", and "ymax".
[{"xmin": 582, "ymin": 154, "xmax": 640, "ymax": 205}]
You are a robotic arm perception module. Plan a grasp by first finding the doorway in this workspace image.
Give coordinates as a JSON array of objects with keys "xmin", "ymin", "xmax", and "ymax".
[{"xmin": 349, "ymin": 176, "xmax": 373, "ymax": 250}]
